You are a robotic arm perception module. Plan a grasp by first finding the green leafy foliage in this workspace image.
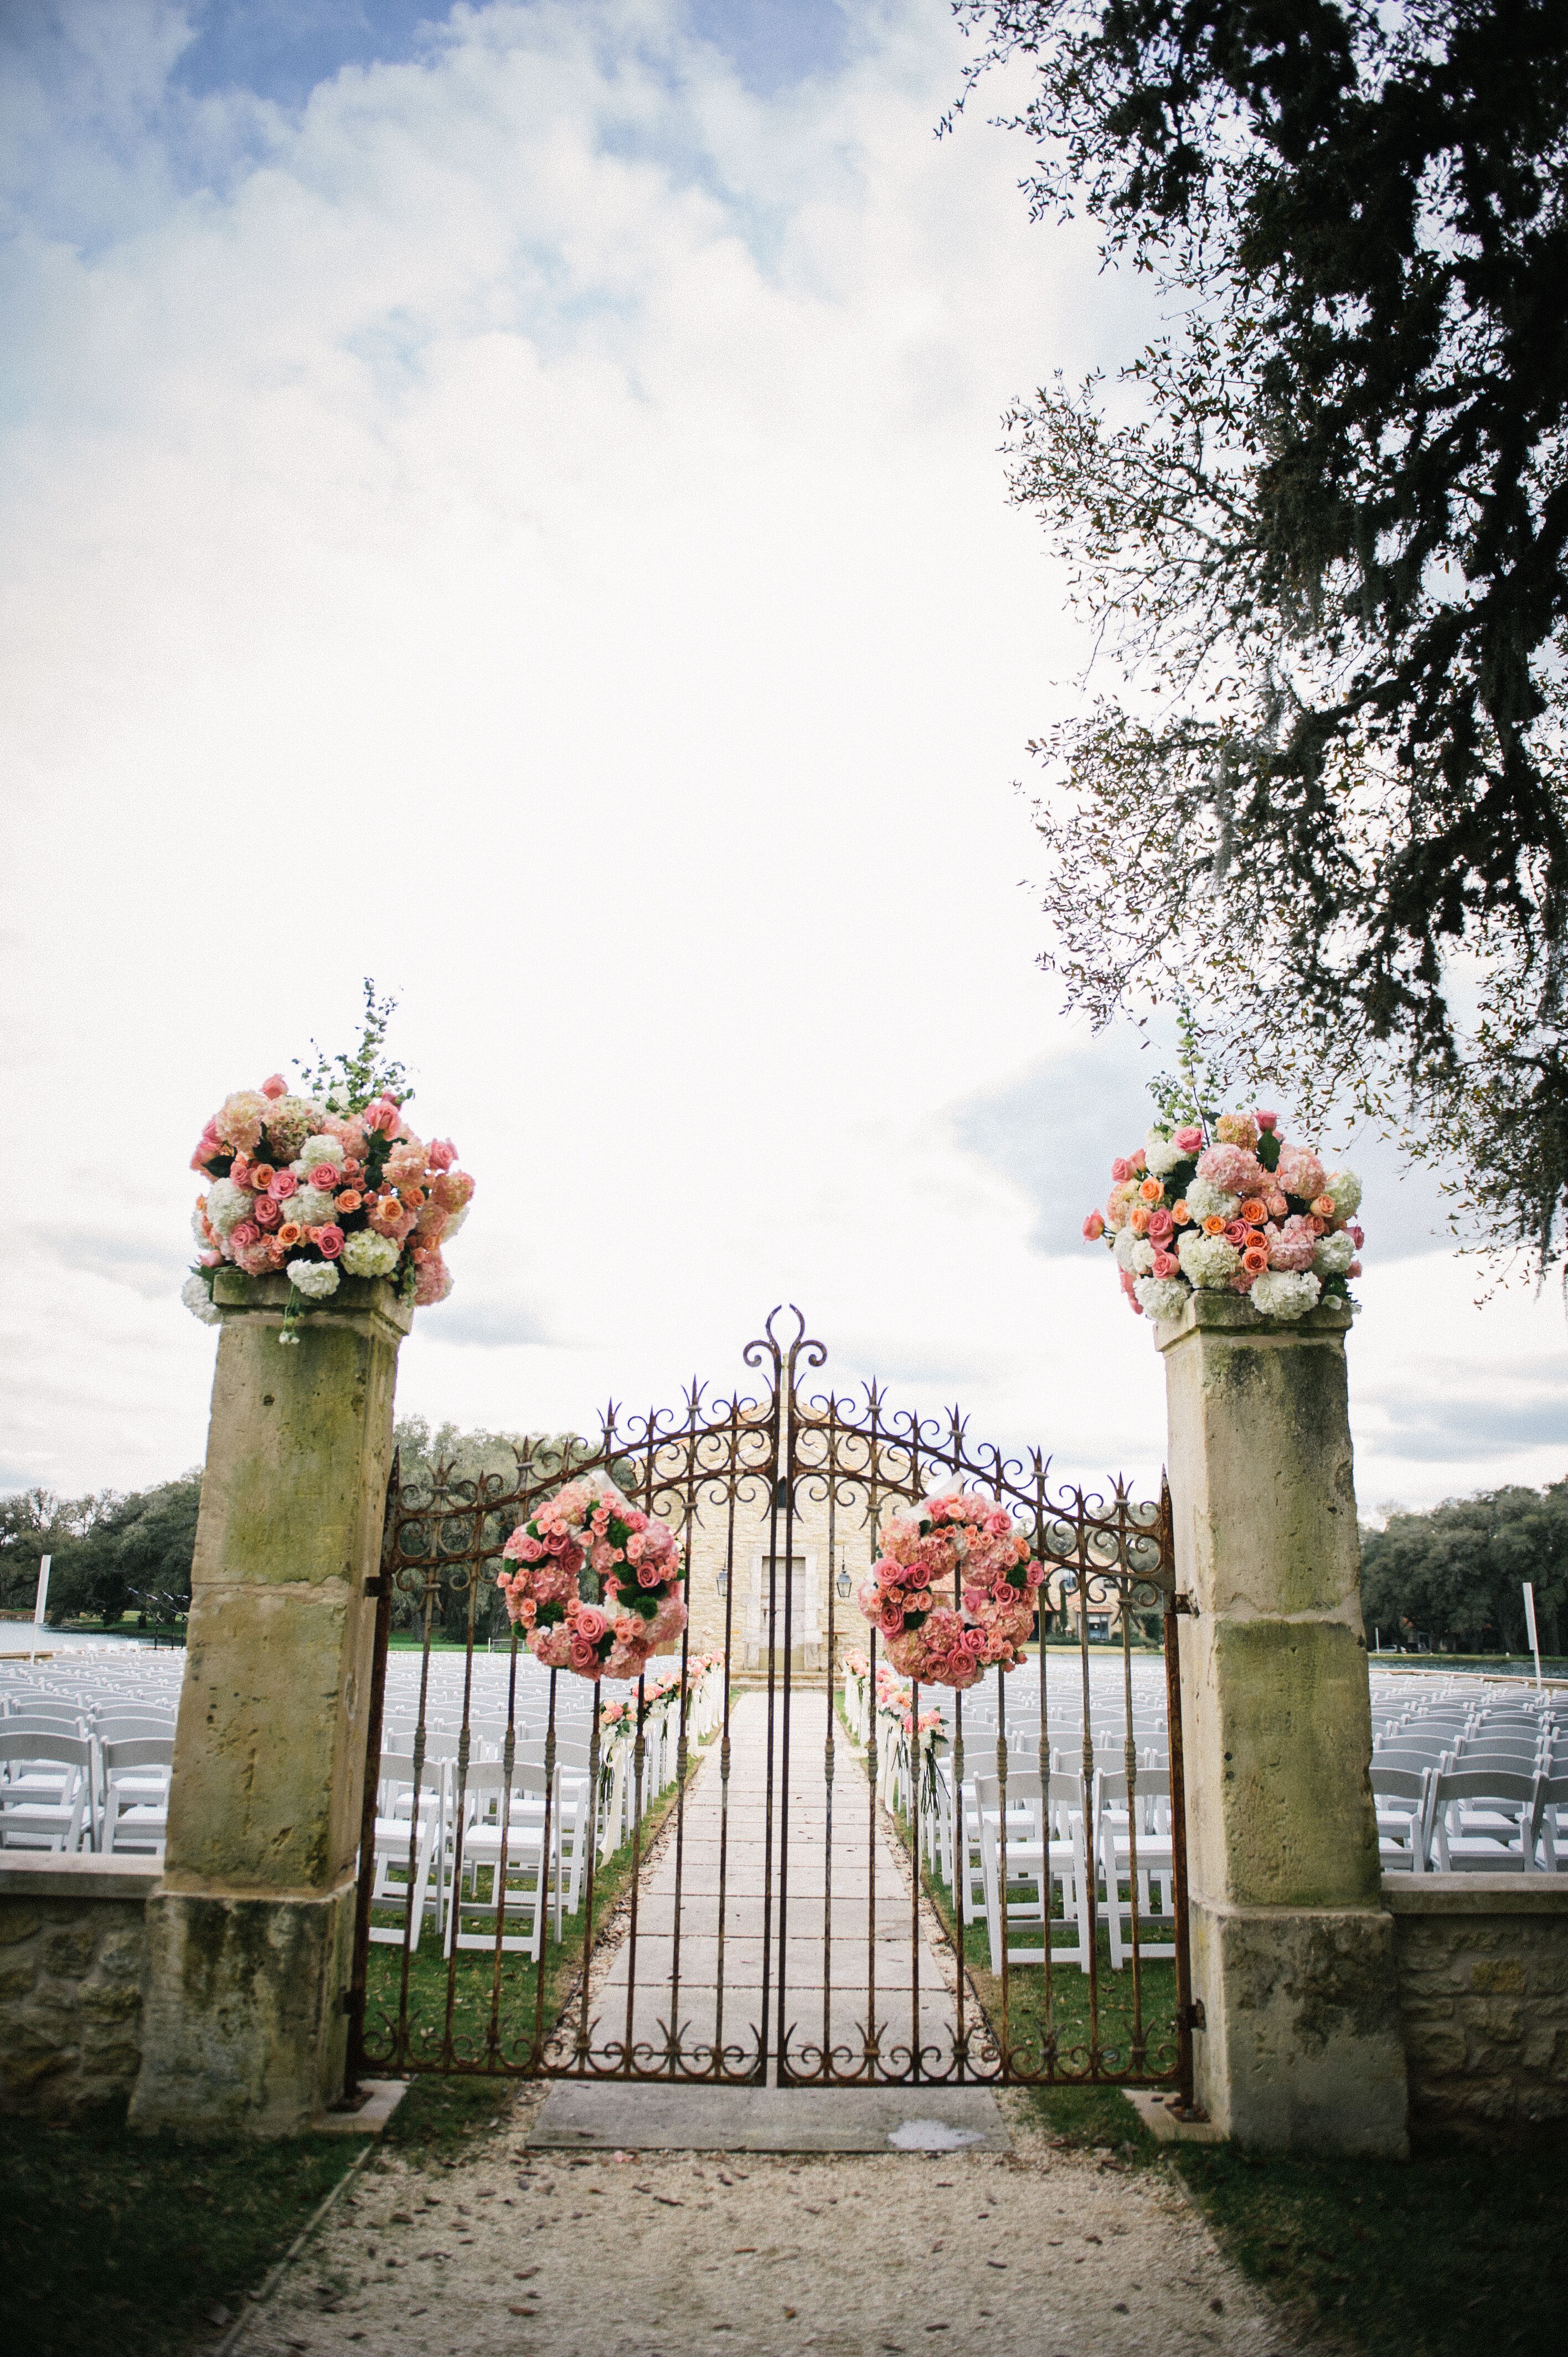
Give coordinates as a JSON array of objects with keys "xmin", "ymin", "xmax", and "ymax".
[
  {"xmin": 1360, "ymin": 1478, "xmax": 1568, "ymax": 1653},
  {"xmin": 295, "ymin": 974, "xmax": 412, "ymax": 1114},
  {"xmin": 953, "ymin": 1, "xmax": 1568, "ymax": 1278},
  {"xmin": 0, "ymin": 1480, "xmax": 199, "ymax": 1629}
]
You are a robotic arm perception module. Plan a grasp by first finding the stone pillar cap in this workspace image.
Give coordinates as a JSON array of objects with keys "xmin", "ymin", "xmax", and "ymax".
[
  {"xmin": 1153, "ymin": 1290, "xmax": 1353, "ymax": 1352},
  {"xmin": 210, "ymin": 1267, "xmax": 414, "ymax": 1339}
]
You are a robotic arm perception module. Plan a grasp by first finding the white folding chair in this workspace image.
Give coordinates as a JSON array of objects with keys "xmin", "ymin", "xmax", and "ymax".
[
  {"xmin": 442, "ymin": 1762, "xmax": 552, "ymax": 1959},
  {"xmin": 367, "ymin": 1752, "xmax": 444, "ymax": 1950},
  {"xmin": 100, "ymin": 1736, "xmax": 173, "ymax": 1853},
  {"xmin": 0, "ymin": 1732, "xmax": 96, "ymax": 1851},
  {"xmin": 974, "ymin": 1769, "xmax": 1089, "ymax": 1974},
  {"xmin": 1428, "ymin": 1768, "xmax": 1540, "ymax": 1871},
  {"xmin": 1096, "ymin": 1767, "xmax": 1178, "ymax": 1965},
  {"xmin": 1371, "ymin": 1763, "xmax": 1431, "ymax": 1873}
]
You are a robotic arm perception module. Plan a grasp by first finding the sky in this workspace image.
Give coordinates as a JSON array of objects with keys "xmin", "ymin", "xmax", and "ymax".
[{"xmin": 2, "ymin": 0, "xmax": 1564, "ymax": 1521}]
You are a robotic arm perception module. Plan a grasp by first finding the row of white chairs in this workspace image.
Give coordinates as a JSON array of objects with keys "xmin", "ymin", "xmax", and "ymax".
[{"xmin": 0, "ymin": 1729, "xmax": 172, "ymax": 1854}]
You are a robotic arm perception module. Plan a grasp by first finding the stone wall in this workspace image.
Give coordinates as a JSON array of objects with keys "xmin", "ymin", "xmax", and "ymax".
[
  {"xmin": 1386, "ymin": 1875, "xmax": 1568, "ymax": 2135},
  {"xmin": 0, "ymin": 1856, "xmax": 158, "ymax": 2113}
]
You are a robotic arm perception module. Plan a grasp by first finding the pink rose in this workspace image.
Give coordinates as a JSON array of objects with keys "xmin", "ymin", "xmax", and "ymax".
[
  {"xmin": 1223, "ymin": 1218, "xmax": 1249, "ymax": 1247},
  {"xmin": 261, "ymin": 1073, "xmax": 287, "ymax": 1099},
  {"xmin": 1110, "ymin": 1157, "xmax": 1130, "ymax": 1183},
  {"xmin": 574, "ymin": 1605, "xmax": 609, "ymax": 1643},
  {"xmin": 230, "ymin": 1220, "xmax": 261, "ymax": 1250},
  {"xmin": 427, "ymin": 1138, "xmax": 458, "ymax": 1172},
  {"xmin": 1350, "ymin": 1223, "xmax": 1364, "ymax": 1248},
  {"xmin": 569, "ymin": 1640, "xmax": 599, "ymax": 1672},
  {"xmin": 363, "ymin": 1097, "xmax": 401, "ymax": 1136},
  {"xmin": 1255, "ymin": 1110, "xmax": 1277, "ymax": 1133},
  {"xmin": 308, "ymin": 1162, "xmax": 339, "ymax": 1192},
  {"xmin": 254, "ymin": 1196, "xmax": 282, "ymax": 1231},
  {"xmin": 637, "ymin": 1563, "xmax": 662, "ymax": 1588},
  {"xmin": 1174, "ymin": 1125, "xmax": 1203, "ymax": 1153},
  {"xmin": 1348, "ymin": 1258, "xmax": 1363, "ymax": 1277},
  {"xmin": 199, "ymin": 1248, "xmax": 221, "ymax": 1268},
  {"xmin": 1129, "ymin": 1148, "xmax": 1147, "ymax": 1172},
  {"xmin": 269, "ymin": 1170, "xmax": 297, "ymax": 1200},
  {"xmin": 1147, "ymin": 1207, "xmax": 1173, "ymax": 1241},
  {"xmin": 1151, "ymin": 1248, "xmax": 1180, "ymax": 1278},
  {"xmin": 315, "ymin": 1226, "xmax": 345, "ymax": 1260},
  {"xmin": 1082, "ymin": 1211, "xmax": 1105, "ymax": 1241}
]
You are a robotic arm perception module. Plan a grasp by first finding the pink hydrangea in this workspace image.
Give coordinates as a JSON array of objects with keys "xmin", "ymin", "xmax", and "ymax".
[
  {"xmin": 1196, "ymin": 1143, "xmax": 1266, "ymax": 1197},
  {"xmin": 1275, "ymin": 1145, "xmax": 1325, "ymax": 1202},
  {"xmin": 1267, "ymin": 1214, "xmax": 1319, "ymax": 1272}
]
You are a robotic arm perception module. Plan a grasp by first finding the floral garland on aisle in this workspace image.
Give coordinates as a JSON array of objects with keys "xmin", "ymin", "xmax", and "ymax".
[
  {"xmin": 184, "ymin": 1072, "xmax": 474, "ymax": 1344},
  {"xmin": 857, "ymin": 1488, "xmax": 1046, "ymax": 1691},
  {"xmin": 495, "ymin": 1476, "xmax": 688, "ymax": 1682},
  {"xmin": 1084, "ymin": 1108, "xmax": 1364, "ymax": 1325}
]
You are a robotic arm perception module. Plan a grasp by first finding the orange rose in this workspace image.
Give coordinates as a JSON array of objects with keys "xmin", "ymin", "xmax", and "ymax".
[
  {"xmin": 1131, "ymin": 1206, "xmax": 1151, "ymax": 1236},
  {"xmin": 1203, "ymin": 1214, "xmax": 1226, "ymax": 1237},
  {"xmin": 277, "ymin": 1221, "xmax": 302, "ymax": 1247},
  {"xmin": 1138, "ymin": 1175, "xmax": 1162, "ymax": 1203},
  {"xmin": 1242, "ymin": 1245, "xmax": 1270, "ymax": 1275},
  {"xmin": 1172, "ymin": 1200, "xmax": 1191, "ymax": 1225},
  {"xmin": 336, "ymin": 1191, "xmax": 362, "ymax": 1216},
  {"xmin": 1240, "ymin": 1197, "xmax": 1267, "ymax": 1226},
  {"xmin": 1311, "ymin": 1195, "xmax": 1336, "ymax": 1219}
]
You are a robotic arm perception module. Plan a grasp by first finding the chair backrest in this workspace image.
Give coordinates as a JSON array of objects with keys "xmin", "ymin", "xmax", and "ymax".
[
  {"xmin": 0, "ymin": 1732, "xmax": 93, "ymax": 1767},
  {"xmin": 1371, "ymin": 1764, "xmax": 1429, "ymax": 1798},
  {"xmin": 102, "ymin": 1738, "xmax": 174, "ymax": 1772},
  {"xmin": 1431, "ymin": 1768, "xmax": 1537, "ymax": 1804},
  {"xmin": 1095, "ymin": 1768, "xmax": 1172, "ymax": 1807}
]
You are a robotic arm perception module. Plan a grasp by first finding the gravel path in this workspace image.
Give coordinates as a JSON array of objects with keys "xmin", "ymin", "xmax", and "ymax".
[{"xmin": 239, "ymin": 2088, "xmax": 1306, "ymax": 2357}]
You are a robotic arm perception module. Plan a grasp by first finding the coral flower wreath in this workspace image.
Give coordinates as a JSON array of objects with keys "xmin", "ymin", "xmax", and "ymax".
[
  {"xmin": 857, "ymin": 1488, "xmax": 1045, "ymax": 1691},
  {"xmin": 496, "ymin": 1476, "xmax": 687, "ymax": 1683}
]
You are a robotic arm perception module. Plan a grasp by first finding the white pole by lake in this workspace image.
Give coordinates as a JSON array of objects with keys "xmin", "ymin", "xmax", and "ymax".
[
  {"xmin": 32, "ymin": 1552, "xmax": 51, "ymax": 1627},
  {"xmin": 1521, "ymin": 1581, "xmax": 1543, "ymax": 1689}
]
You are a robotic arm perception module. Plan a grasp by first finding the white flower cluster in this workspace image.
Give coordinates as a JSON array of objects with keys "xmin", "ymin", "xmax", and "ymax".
[
  {"xmin": 1134, "ymin": 1275, "xmax": 1190, "ymax": 1321},
  {"xmin": 180, "ymin": 1274, "xmax": 222, "ymax": 1326},
  {"xmin": 1324, "ymin": 1169, "xmax": 1362, "ymax": 1218},
  {"xmin": 1312, "ymin": 1230, "xmax": 1356, "ymax": 1277},
  {"xmin": 286, "ymin": 1258, "xmax": 341, "ymax": 1300},
  {"xmin": 298, "ymin": 1134, "xmax": 345, "ymax": 1169},
  {"xmin": 205, "ymin": 1177, "xmax": 251, "ymax": 1236},
  {"xmin": 341, "ymin": 1228, "xmax": 399, "ymax": 1279},
  {"xmin": 1177, "ymin": 1231, "xmax": 1240, "ymax": 1287},
  {"xmin": 1183, "ymin": 1174, "xmax": 1240, "ymax": 1224},
  {"xmin": 1144, "ymin": 1129, "xmax": 1188, "ymax": 1177},
  {"xmin": 290, "ymin": 1185, "xmax": 338, "ymax": 1227},
  {"xmin": 1250, "ymin": 1269, "xmax": 1322, "ymax": 1320}
]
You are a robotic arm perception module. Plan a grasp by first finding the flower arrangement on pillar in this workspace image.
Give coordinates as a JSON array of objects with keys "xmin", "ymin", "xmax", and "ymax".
[
  {"xmin": 495, "ymin": 1476, "xmax": 689, "ymax": 1681},
  {"xmin": 1084, "ymin": 1105, "xmax": 1364, "ymax": 1324},
  {"xmin": 857, "ymin": 1488, "xmax": 1045, "ymax": 1689},
  {"xmin": 182, "ymin": 995, "xmax": 475, "ymax": 1342}
]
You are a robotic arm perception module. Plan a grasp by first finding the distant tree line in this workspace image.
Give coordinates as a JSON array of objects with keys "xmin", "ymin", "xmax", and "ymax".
[
  {"xmin": 0, "ymin": 1476, "xmax": 203, "ymax": 1629},
  {"xmin": 1360, "ymin": 1481, "xmax": 1568, "ymax": 1656}
]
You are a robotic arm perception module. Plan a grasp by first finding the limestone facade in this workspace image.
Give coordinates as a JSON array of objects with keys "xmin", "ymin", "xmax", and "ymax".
[
  {"xmin": 1387, "ymin": 1876, "xmax": 1568, "ymax": 2134},
  {"xmin": 0, "ymin": 1857, "xmax": 156, "ymax": 2112}
]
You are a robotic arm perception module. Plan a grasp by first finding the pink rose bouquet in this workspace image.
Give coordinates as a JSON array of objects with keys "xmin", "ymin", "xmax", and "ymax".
[
  {"xmin": 858, "ymin": 1487, "xmax": 1044, "ymax": 1691},
  {"xmin": 183, "ymin": 1047, "xmax": 474, "ymax": 1344},
  {"xmin": 1085, "ymin": 1103, "xmax": 1364, "ymax": 1327},
  {"xmin": 496, "ymin": 1475, "xmax": 688, "ymax": 1684}
]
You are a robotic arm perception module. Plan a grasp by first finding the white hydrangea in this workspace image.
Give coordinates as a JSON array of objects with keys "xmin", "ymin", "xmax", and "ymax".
[
  {"xmin": 1250, "ymin": 1269, "xmax": 1322, "ymax": 1320},
  {"xmin": 1324, "ymin": 1168, "xmax": 1362, "ymax": 1219},
  {"xmin": 190, "ymin": 1203, "xmax": 210, "ymax": 1245},
  {"xmin": 1129, "ymin": 1238, "xmax": 1157, "ymax": 1275},
  {"xmin": 286, "ymin": 1258, "xmax": 341, "ymax": 1300},
  {"xmin": 299, "ymin": 1133, "xmax": 345, "ymax": 1169},
  {"xmin": 341, "ymin": 1228, "xmax": 399, "ymax": 1279},
  {"xmin": 1313, "ymin": 1230, "xmax": 1356, "ymax": 1276},
  {"xmin": 181, "ymin": 1273, "xmax": 222, "ymax": 1326},
  {"xmin": 1113, "ymin": 1226, "xmax": 1142, "ymax": 1272},
  {"xmin": 1177, "ymin": 1231, "xmax": 1240, "ymax": 1288},
  {"xmin": 1134, "ymin": 1275, "xmax": 1191, "ymax": 1321},
  {"xmin": 1183, "ymin": 1175, "xmax": 1240, "ymax": 1224},
  {"xmin": 441, "ymin": 1202, "xmax": 468, "ymax": 1238},
  {"xmin": 1144, "ymin": 1130, "xmax": 1188, "ymax": 1177},
  {"xmin": 290, "ymin": 1185, "xmax": 338, "ymax": 1227},
  {"xmin": 204, "ymin": 1177, "xmax": 250, "ymax": 1236}
]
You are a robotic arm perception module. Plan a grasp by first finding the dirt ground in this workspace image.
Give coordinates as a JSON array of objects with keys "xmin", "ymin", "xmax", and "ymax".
[{"xmin": 237, "ymin": 2089, "xmax": 1305, "ymax": 2357}]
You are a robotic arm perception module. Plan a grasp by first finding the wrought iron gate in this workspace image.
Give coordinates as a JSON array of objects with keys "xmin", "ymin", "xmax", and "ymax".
[{"xmin": 346, "ymin": 1309, "xmax": 1194, "ymax": 2104}]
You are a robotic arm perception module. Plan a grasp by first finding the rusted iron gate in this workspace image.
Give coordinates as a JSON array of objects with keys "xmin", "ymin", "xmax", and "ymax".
[{"xmin": 347, "ymin": 1308, "xmax": 1195, "ymax": 2104}]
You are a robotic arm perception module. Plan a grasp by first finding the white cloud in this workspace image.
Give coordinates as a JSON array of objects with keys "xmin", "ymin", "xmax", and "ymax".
[{"xmin": 2, "ymin": 0, "xmax": 1562, "ymax": 1515}]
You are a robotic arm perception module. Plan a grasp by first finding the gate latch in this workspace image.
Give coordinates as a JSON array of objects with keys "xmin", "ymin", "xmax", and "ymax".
[
  {"xmin": 363, "ymin": 1576, "xmax": 388, "ymax": 1599},
  {"xmin": 1180, "ymin": 1999, "xmax": 1206, "ymax": 2031},
  {"xmin": 1173, "ymin": 1593, "xmax": 1198, "ymax": 1617}
]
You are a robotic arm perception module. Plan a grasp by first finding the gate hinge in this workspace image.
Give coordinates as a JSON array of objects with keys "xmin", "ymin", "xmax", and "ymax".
[
  {"xmin": 363, "ymin": 1576, "xmax": 388, "ymax": 1599},
  {"xmin": 1180, "ymin": 1999, "xmax": 1206, "ymax": 2031},
  {"xmin": 1173, "ymin": 1593, "xmax": 1198, "ymax": 1617}
]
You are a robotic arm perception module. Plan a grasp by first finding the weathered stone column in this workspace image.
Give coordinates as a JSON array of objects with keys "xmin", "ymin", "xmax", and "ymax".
[
  {"xmin": 130, "ymin": 1269, "xmax": 409, "ymax": 2135},
  {"xmin": 1156, "ymin": 1291, "xmax": 1409, "ymax": 2155}
]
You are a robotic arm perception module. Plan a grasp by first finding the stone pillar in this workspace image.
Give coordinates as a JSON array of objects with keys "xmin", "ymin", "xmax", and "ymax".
[
  {"xmin": 130, "ymin": 1269, "xmax": 410, "ymax": 2136},
  {"xmin": 1156, "ymin": 1291, "xmax": 1408, "ymax": 2156}
]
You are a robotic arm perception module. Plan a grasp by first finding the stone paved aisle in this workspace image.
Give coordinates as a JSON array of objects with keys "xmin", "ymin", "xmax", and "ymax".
[{"xmin": 585, "ymin": 1687, "xmax": 962, "ymax": 2079}]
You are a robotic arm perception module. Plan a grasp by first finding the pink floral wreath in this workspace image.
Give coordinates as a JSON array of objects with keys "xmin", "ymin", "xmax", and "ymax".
[
  {"xmin": 857, "ymin": 1488, "xmax": 1044, "ymax": 1690},
  {"xmin": 496, "ymin": 1476, "xmax": 687, "ymax": 1683}
]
